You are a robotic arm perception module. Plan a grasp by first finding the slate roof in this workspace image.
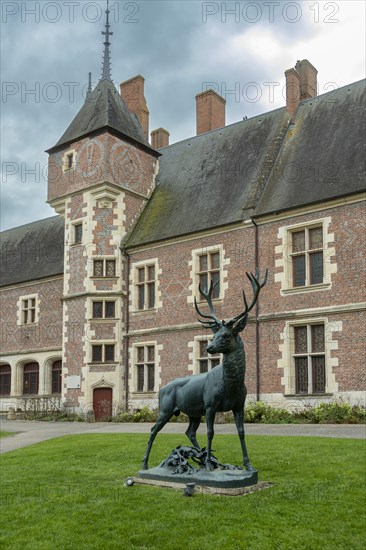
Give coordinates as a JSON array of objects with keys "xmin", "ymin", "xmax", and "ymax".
[
  {"xmin": 254, "ymin": 79, "xmax": 366, "ymax": 216},
  {"xmin": 0, "ymin": 216, "xmax": 64, "ymax": 287},
  {"xmin": 47, "ymin": 78, "xmax": 152, "ymax": 153},
  {"xmin": 126, "ymin": 107, "xmax": 291, "ymax": 247},
  {"xmin": 127, "ymin": 79, "xmax": 365, "ymax": 247}
]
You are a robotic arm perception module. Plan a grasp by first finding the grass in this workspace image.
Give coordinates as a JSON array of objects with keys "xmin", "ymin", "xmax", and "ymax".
[{"xmin": 1, "ymin": 434, "xmax": 365, "ymax": 550}]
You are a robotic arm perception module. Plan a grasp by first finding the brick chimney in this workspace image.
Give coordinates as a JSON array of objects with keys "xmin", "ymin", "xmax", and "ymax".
[
  {"xmin": 285, "ymin": 68, "xmax": 301, "ymax": 121},
  {"xmin": 295, "ymin": 59, "xmax": 318, "ymax": 99},
  {"xmin": 285, "ymin": 60, "xmax": 318, "ymax": 120},
  {"xmin": 151, "ymin": 128, "xmax": 170, "ymax": 149},
  {"xmin": 196, "ymin": 89, "xmax": 226, "ymax": 135},
  {"xmin": 120, "ymin": 75, "xmax": 149, "ymax": 138}
]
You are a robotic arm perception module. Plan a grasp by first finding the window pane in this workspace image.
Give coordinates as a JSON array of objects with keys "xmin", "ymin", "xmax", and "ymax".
[
  {"xmin": 312, "ymin": 325, "xmax": 324, "ymax": 352},
  {"xmin": 93, "ymin": 260, "xmax": 103, "ymax": 277},
  {"xmin": 199, "ymin": 254, "xmax": 208, "ymax": 272},
  {"xmin": 310, "ymin": 252, "xmax": 323, "ymax": 284},
  {"xmin": 295, "ymin": 357, "xmax": 308, "ymax": 394},
  {"xmin": 147, "ymin": 365, "xmax": 155, "ymax": 391},
  {"xmin": 292, "ymin": 231, "xmax": 305, "ymax": 253},
  {"xmin": 147, "ymin": 265, "xmax": 155, "ymax": 281},
  {"xmin": 23, "ymin": 310, "xmax": 28, "ymax": 324},
  {"xmin": 106, "ymin": 260, "xmax": 116, "ymax": 277},
  {"xmin": 138, "ymin": 285, "xmax": 145, "ymax": 310},
  {"xmin": 294, "ymin": 326, "xmax": 307, "ymax": 354},
  {"xmin": 137, "ymin": 347, "xmax": 144, "ymax": 363},
  {"xmin": 93, "ymin": 302, "xmax": 103, "ymax": 318},
  {"xmin": 147, "ymin": 346, "xmax": 155, "ymax": 362},
  {"xmin": 138, "ymin": 267, "xmax": 145, "ymax": 283},
  {"xmin": 293, "ymin": 255, "xmax": 306, "ymax": 287},
  {"xmin": 105, "ymin": 345, "xmax": 115, "ymax": 362},
  {"xmin": 210, "ymin": 252, "xmax": 220, "ymax": 270},
  {"xmin": 148, "ymin": 282, "xmax": 155, "ymax": 308},
  {"xmin": 52, "ymin": 361, "xmax": 62, "ymax": 394},
  {"xmin": 31, "ymin": 298, "xmax": 36, "ymax": 307},
  {"xmin": 309, "ymin": 227, "xmax": 323, "ymax": 249},
  {"xmin": 199, "ymin": 359, "xmax": 208, "ymax": 373},
  {"xmin": 312, "ymin": 356, "xmax": 325, "ymax": 393},
  {"xmin": 199, "ymin": 273, "xmax": 208, "ymax": 294},
  {"xmin": 212, "ymin": 271, "xmax": 220, "ymax": 298},
  {"xmin": 92, "ymin": 345, "xmax": 102, "ymax": 362},
  {"xmin": 30, "ymin": 309, "xmax": 35, "ymax": 323},
  {"xmin": 199, "ymin": 340, "xmax": 208, "ymax": 357},
  {"xmin": 75, "ymin": 224, "xmax": 82, "ymax": 244},
  {"xmin": 0, "ymin": 365, "xmax": 11, "ymax": 396},
  {"xmin": 105, "ymin": 302, "xmax": 115, "ymax": 318},
  {"xmin": 137, "ymin": 365, "xmax": 144, "ymax": 392}
]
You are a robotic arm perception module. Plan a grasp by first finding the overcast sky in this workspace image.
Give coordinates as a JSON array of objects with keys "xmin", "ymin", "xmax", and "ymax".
[{"xmin": 1, "ymin": 0, "xmax": 365, "ymax": 231}]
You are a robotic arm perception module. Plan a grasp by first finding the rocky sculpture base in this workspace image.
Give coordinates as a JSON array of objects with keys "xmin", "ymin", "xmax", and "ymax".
[{"xmin": 138, "ymin": 445, "xmax": 258, "ymax": 490}]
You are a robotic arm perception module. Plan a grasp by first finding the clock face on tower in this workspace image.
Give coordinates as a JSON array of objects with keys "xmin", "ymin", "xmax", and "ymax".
[
  {"xmin": 76, "ymin": 138, "xmax": 104, "ymax": 180},
  {"xmin": 110, "ymin": 142, "xmax": 143, "ymax": 191}
]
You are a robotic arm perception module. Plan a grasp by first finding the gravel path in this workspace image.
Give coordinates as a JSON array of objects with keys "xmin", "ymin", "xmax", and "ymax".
[{"xmin": 1, "ymin": 419, "xmax": 364, "ymax": 455}]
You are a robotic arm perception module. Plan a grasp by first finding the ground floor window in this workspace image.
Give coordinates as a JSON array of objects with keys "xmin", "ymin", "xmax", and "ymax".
[
  {"xmin": 51, "ymin": 360, "xmax": 62, "ymax": 394},
  {"xmin": 135, "ymin": 345, "xmax": 155, "ymax": 392},
  {"xmin": 0, "ymin": 365, "xmax": 11, "ymax": 395},
  {"xmin": 23, "ymin": 362, "xmax": 39, "ymax": 395},
  {"xmin": 293, "ymin": 324, "xmax": 325, "ymax": 394},
  {"xmin": 197, "ymin": 338, "xmax": 220, "ymax": 373}
]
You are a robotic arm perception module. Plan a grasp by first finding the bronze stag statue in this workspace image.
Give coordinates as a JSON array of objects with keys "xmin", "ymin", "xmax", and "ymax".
[{"xmin": 142, "ymin": 270, "xmax": 268, "ymax": 471}]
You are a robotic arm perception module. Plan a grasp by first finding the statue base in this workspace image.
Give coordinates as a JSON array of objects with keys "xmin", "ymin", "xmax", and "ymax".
[
  {"xmin": 137, "ymin": 445, "xmax": 260, "ymax": 494},
  {"xmin": 137, "ymin": 465, "xmax": 258, "ymax": 489}
]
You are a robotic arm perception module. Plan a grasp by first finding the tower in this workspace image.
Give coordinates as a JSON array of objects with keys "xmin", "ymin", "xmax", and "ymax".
[{"xmin": 46, "ymin": 3, "xmax": 160, "ymax": 416}]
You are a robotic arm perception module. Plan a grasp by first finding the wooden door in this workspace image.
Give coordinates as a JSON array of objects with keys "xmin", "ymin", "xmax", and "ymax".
[{"xmin": 93, "ymin": 388, "xmax": 112, "ymax": 421}]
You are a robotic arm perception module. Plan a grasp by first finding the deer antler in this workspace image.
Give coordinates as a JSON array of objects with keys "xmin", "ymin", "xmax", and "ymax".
[
  {"xmin": 194, "ymin": 280, "xmax": 222, "ymax": 328},
  {"xmin": 229, "ymin": 269, "xmax": 268, "ymax": 324}
]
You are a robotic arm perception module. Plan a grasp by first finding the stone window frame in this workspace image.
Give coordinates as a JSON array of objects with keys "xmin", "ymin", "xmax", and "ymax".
[
  {"xmin": 92, "ymin": 257, "xmax": 117, "ymax": 278},
  {"xmin": 71, "ymin": 219, "xmax": 83, "ymax": 245},
  {"xmin": 90, "ymin": 299, "xmax": 117, "ymax": 320},
  {"xmin": 131, "ymin": 341, "xmax": 162, "ymax": 394},
  {"xmin": 188, "ymin": 335, "xmax": 221, "ymax": 375},
  {"xmin": 62, "ymin": 148, "xmax": 76, "ymax": 173},
  {"xmin": 187, "ymin": 244, "xmax": 230, "ymax": 305},
  {"xmin": 278, "ymin": 317, "xmax": 341, "ymax": 397},
  {"xmin": 89, "ymin": 342, "xmax": 116, "ymax": 365},
  {"xmin": 131, "ymin": 258, "xmax": 162, "ymax": 313},
  {"xmin": 17, "ymin": 293, "xmax": 39, "ymax": 326},
  {"xmin": 275, "ymin": 217, "xmax": 336, "ymax": 296}
]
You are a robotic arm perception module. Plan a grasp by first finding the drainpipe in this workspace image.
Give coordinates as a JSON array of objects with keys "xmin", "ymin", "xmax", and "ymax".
[
  {"xmin": 251, "ymin": 217, "xmax": 260, "ymax": 402},
  {"xmin": 122, "ymin": 248, "xmax": 130, "ymax": 411}
]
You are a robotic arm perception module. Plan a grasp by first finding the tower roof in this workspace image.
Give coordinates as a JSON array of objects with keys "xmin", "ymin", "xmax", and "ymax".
[
  {"xmin": 47, "ymin": 1, "xmax": 153, "ymax": 154},
  {"xmin": 47, "ymin": 78, "xmax": 151, "ymax": 153}
]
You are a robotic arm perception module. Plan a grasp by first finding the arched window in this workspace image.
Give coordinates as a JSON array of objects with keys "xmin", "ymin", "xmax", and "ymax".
[
  {"xmin": 51, "ymin": 361, "xmax": 62, "ymax": 394},
  {"xmin": 0, "ymin": 365, "xmax": 11, "ymax": 396},
  {"xmin": 23, "ymin": 362, "xmax": 39, "ymax": 395}
]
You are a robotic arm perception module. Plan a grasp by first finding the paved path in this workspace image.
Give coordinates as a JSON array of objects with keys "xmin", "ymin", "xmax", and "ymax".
[{"xmin": 1, "ymin": 419, "xmax": 364, "ymax": 455}]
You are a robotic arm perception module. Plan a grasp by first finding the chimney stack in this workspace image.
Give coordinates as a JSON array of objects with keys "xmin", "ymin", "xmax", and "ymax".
[
  {"xmin": 195, "ymin": 89, "xmax": 226, "ymax": 135},
  {"xmin": 151, "ymin": 128, "xmax": 170, "ymax": 149},
  {"xmin": 295, "ymin": 59, "xmax": 318, "ymax": 99},
  {"xmin": 285, "ymin": 59, "xmax": 318, "ymax": 120},
  {"xmin": 120, "ymin": 75, "xmax": 149, "ymax": 138}
]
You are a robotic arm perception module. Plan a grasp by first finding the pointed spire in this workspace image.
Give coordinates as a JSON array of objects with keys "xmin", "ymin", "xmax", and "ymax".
[{"xmin": 101, "ymin": 0, "xmax": 113, "ymax": 81}]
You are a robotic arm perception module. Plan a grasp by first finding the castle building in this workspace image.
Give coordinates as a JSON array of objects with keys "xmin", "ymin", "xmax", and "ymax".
[{"xmin": 1, "ymin": 8, "xmax": 365, "ymax": 419}]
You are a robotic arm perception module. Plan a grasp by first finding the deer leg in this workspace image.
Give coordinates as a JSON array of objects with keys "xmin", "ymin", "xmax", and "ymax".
[
  {"xmin": 185, "ymin": 417, "xmax": 201, "ymax": 449},
  {"xmin": 204, "ymin": 408, "xmax": 216, "ymax": 470},
  {"xmin": 233, "ymin": 408, "xmax": 256, "ymax": 472},
  {"xmin": 141, "ymin": 414, "xmax": 171, "ymax": 470}
]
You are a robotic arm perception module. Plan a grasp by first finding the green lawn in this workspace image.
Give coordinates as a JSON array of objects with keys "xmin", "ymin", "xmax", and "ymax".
[{"xmin": 1, "ymin": 434, "xmax": 365, "ymax": 550}]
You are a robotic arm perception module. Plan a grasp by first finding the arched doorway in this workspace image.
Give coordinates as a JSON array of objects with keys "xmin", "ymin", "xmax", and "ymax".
[{"xmin": 93, "ymin": 387, "xmax": 112, "ymax": 421}]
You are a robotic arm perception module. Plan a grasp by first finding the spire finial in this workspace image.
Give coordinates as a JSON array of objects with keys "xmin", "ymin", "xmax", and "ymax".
[
  {"xmin": 87, "ymin": 72, "xmax": 92, "ymax": 95},
  {"xmin": 101, "ymin": 0, "xmax": 113, "ymax": 81}
]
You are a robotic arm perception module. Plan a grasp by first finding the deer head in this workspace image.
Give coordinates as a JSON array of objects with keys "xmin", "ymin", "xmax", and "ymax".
[{"xmin": 195, "ymin": 269, "xmax": 268, "ymax": 354}]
